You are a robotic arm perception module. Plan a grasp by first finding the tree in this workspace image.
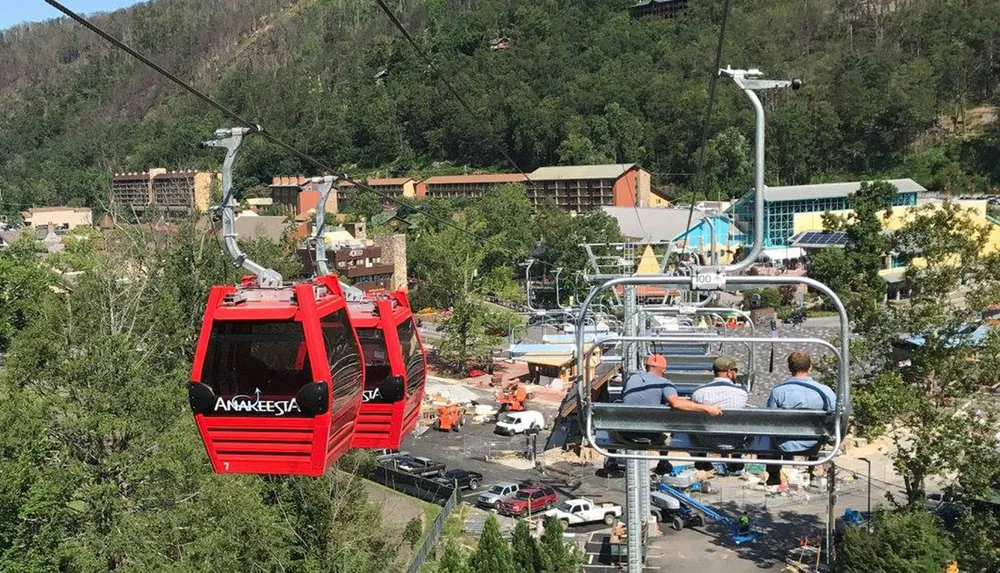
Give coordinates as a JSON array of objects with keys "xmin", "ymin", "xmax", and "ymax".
[
  {"xmin": 843, "ymin": 199, "xmax": 1000, "ymax": 506},
  {"xmin": 701, "ymin": 127, "xmax": 752, "ymax": 200},
  {"xmin": 438, "ymin": 540, "xmax": 472, "ymax": 573},
  {"xmin": 0, "ymin": 235, "xmax": 52, "ymax": 352},
  {"xmin": 511, "ymin": 518, "xmax": 547, "ymax": 573},
  {"xmin": 538, "ymin": 517, "xmax": 579, "ymax": 573},
  {"xmin": 806, "ymin": 180, "xmax": 896, "ymax": 327},
  {"xmin": 343, "ymin": 190, "xmax": 384, "ymax": 223},
  {"xmin": 437, "ymin": 298, "xmax": 502, "ymax": 373},
  {"xmin": 0, "ymin": 221, "xmax": 405, "ymax": 572},
  {"xmin": 470, "ymin": 514, "xmax": 513, "ymax": 573},
  {"xmin": 837, "ymin": 509, "xmax": 954, "ymax": 573}
]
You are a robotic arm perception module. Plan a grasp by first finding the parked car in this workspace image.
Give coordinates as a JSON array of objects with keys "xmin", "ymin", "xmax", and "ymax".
[
  {"xmin": 498, "ymin": 485, "xmax": 558, "ymax": 517},
  {"xmin": 542, "ymin": 498, "xmax": 622, "ymax": 527},
  {"xmin": 476, "ymin": 482, "xmax": 520, "ymax": 510},
  {"xmin": 435, "ymin": 469, "xmax": 484, "ymax": 491},
  {"xmin": 396, "ymin": 456, "xmax": 446, "ymax": 478},
  {"xmin": 375, "ymin": 449, "xmax": 409, "ymax": 464},
  {"xmin": 494, "ymin": 410, "xmax": 545, "ymax": 436}
]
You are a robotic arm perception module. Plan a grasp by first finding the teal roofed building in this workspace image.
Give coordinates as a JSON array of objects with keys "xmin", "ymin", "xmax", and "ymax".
[{"xmin": 730, "ymin": 179, "xmax": 924, "ymax": 248}]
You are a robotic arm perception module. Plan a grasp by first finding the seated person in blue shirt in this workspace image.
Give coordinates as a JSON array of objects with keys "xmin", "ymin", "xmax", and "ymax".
[
  {"xmin": 619, "ymin": 354, "xmax": 721, "ymax": 446},
  {"xmin": 764, "ymin": 351, "xmax": 836, "ymax": 486}
]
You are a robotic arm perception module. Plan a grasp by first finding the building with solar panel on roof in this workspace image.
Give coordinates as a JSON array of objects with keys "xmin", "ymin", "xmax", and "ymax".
[{"xmin": 731, "ymin": 179, "xmax": 924, "ymax": 248}]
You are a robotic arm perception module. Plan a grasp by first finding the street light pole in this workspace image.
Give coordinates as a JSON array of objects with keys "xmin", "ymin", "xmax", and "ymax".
[{"xmin": 859, "ymin": 457, "xmax": 872, "ymax": 522}]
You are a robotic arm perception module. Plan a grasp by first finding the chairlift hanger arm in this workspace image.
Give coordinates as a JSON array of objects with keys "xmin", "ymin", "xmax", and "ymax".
[
  {"xmin": 204, "ymin": 127, "xmax": 282, "ymax": 289},
  {"xmin": 302, "ymin": 176, "xmax": 365, "ymax": 302}
]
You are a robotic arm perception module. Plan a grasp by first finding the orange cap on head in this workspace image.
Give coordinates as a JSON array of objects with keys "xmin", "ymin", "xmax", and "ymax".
[{"xmin": 645, "ymin": 354, "xmax": 667, "ymax": 368}]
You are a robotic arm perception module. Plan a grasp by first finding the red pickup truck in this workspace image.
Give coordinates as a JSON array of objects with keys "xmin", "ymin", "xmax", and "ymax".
[{"xmin": 498, "ymin": 485, "xmax": 557, "ymax": 517}]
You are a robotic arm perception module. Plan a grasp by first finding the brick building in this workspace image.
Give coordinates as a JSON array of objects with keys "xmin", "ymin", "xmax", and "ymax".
[
  {"xmin": 527, "ymin": 163, "xmax": 659, "ymax": 212},
  {"xmin": 418, "ymin": 173, "xmax": 527, "ymax": 199},
  {"xmin": 269, "ymin": 176, "xmax": 338, "ymax": 240},
  {"xmin": 111, "ymin": 169, "xmax": 217, "ymax": 215}
]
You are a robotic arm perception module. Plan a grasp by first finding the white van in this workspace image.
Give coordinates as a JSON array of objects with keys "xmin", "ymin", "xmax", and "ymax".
[{"xmin": 494, "ymin": 410, "xmax": 545, "ymax": 436}]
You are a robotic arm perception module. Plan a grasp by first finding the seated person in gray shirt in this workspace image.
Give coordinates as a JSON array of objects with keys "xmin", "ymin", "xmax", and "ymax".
[
  {"xmin": 689, "ymin": 356, "xmax": 749, "ymax": 451},
  {"xmin": 620, "ymin": 354, "xmax": 721, "ymax": 445}
]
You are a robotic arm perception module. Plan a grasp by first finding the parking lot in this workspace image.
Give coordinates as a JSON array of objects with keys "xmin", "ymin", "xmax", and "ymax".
[{"xmin": 398, "ymin": 377, "xmax": 887, "ymax": 571}]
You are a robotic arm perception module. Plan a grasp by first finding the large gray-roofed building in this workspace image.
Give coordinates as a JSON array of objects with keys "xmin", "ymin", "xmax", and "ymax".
[
  {"xmin": 601, "ymin": 206, "xmax": 706, "ymax": 243},
  {"xmin": 760, "ymin": 178, "xmax": 926, "ymax": 202}
]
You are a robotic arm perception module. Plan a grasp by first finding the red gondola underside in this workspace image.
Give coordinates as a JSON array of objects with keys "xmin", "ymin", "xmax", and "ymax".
[{"xmin": 188, "ymin": 275, "xmax": 364, "ymax": 476}]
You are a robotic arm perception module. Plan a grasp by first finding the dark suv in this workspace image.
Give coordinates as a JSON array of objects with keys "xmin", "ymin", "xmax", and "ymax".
[{"xmin": 498, "ymin": 485, "xmax": 557, "ymax": 517}]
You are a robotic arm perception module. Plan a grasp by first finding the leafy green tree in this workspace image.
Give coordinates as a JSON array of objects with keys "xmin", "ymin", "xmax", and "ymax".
[
  {"xmin": 837, "ymin": 509, "xmax": 954, "ymax": 573},
  {"xmin": 344, "ymin": 189, "xmax": 385, "ymax": 223},
  {"xmin": 470, "ymin": 514, "xmax": 513, "ymax": 573},
  {"xmin": 437, "ymin": 298, "xmax": 502, "ymax": 373},
  {"xmin": 0, "ymin": 235, "xmax": 52, "ymax": 352},
  {"xmin": 701, "ymin": 126, "xmax": 751, "ymax": 200}
]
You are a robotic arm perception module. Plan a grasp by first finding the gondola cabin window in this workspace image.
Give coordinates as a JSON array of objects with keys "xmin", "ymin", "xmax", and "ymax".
[
  {"xmin": 320, "ymin": 310, "xmax": 363, "ymax": 409},
  {"xmin": 200, "ymin": 321, "xmax": 311, "ymax": 417},
  {"xmin": 397, "ymin": 318, "xmax": 424, "ymax": 396}
]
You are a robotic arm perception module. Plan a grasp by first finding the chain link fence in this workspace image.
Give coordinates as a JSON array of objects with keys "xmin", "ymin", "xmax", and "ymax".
[{"xmin": 406, "ymin": 488, "xmax": 459, "ymax": 573}]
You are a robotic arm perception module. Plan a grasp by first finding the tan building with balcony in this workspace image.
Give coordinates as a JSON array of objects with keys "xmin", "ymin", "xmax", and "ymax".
[
  {"xmin": 111, "ymin": 169, "xmax": 218, "ymax": 215},
  {"xmin": 21, "ymin": 206, "xmax": 93, "ymax": 230}
]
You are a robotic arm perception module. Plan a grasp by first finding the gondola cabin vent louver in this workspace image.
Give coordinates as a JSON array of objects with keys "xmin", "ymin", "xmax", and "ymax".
[{"xmin": 188, "ymin": 275, "xmax": 364, "ymax": 476}]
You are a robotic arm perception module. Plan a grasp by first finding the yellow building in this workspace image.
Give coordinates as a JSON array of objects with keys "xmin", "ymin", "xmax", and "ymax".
[
  {"xmin": 793, "ymin": 199, "xmax": 1000, "ymax": 253},
  {"xmin": 791, "ymin": 199, "xmax": 1000, "ymax": 298}
]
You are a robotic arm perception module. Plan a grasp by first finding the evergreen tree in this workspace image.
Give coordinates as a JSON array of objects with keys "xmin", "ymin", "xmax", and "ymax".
[
  {"xmin": 438, "ymin": 540, "xmax": 472, "ymax": 573},
  {"xmin": 511, "ymin": 519, "xmax": 546, "ymax": 573},
  {"xmin": 470, "ymin": 514, "xmax": 514, "ymax": 573},
  {"xmin": 539, "ymin": 518, "xmax": 579, "ymax": 573}
]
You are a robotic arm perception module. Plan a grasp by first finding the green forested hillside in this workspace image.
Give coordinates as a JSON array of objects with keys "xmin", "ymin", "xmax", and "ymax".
[{"xmin": 0, "ymin": 0, "xmax": 997, "ymax": 219}]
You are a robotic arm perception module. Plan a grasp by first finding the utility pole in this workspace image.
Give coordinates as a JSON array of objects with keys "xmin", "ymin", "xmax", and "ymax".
[{"xmin": 859, "ymin": 457, "xmax": 872, "ymax": 524}]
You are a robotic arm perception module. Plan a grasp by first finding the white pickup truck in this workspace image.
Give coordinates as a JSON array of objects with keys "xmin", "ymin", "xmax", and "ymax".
[{"xmin": 542, "ymin": 498, "xmax": 623, "ymax": 526}]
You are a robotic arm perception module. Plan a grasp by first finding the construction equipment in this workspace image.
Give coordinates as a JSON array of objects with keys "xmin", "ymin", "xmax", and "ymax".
[
  {"xmin": 495, "ymin": 382, "xmax": 529, "ymax": 413},
  {"xmin": 658, "ymin": 483, "xmax": 758, "ymax": 544},
  {"xmin": 435, "ymin": 404, "xmax": 466, "ymax": 432}
]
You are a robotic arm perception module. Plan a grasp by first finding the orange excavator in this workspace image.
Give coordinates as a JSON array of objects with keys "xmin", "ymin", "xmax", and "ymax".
[
  {"xmin": 435, "ymin": 404, "xmax": 465, "ymax": 432},
  {"xmin": 495, "ymin": 382, "xmax": 529, "ymax": 414}
]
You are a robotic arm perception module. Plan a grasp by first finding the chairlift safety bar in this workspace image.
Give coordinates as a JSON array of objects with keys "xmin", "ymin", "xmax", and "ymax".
[{"xmin": 575, "ymin": 274, "xmax": 849, "ymax": 466}]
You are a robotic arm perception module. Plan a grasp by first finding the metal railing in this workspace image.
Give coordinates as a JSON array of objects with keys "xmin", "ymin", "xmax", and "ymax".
[
  {"xmin": 407, "ymin": 487, "xmax": 460, "ymax": 573},
  {"xmin": 369, "ymin": 465, "xmax": 456, "ymax": 505}
]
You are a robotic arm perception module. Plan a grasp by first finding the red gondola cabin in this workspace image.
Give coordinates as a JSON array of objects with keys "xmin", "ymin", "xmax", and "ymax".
[
  {"xmin": 349, "ymin": 291, "xmax": 427, "ymax": 449},
  {"xmin": 188, "ymin": 275, "xmax": 364, "ymax": 476}
]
